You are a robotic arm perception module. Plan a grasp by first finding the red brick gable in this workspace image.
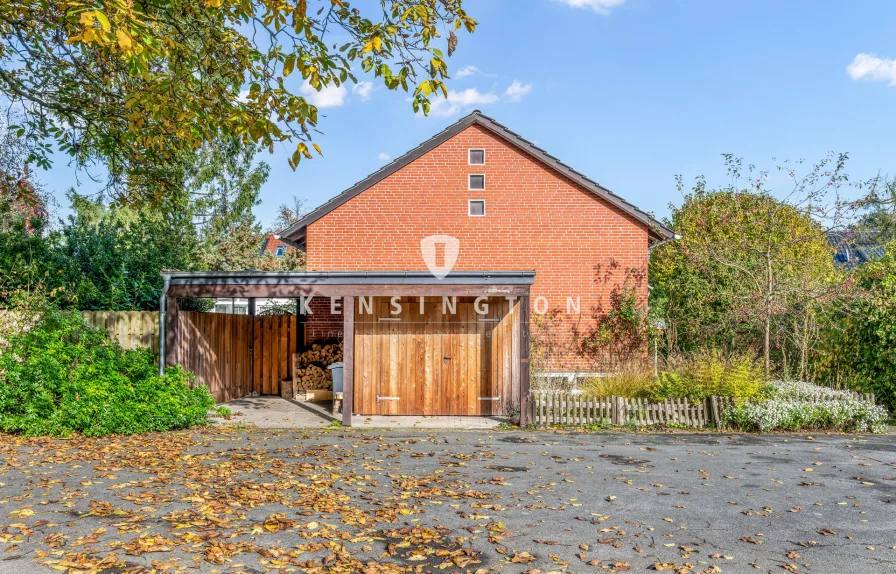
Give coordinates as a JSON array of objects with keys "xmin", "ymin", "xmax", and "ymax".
[
  {"xmin": 303, "ymin": 123, "xmax": 650, "ymax": 369},
  {"xmin": 306, "ymin": 123, "xmax": 648, "ymax": 271}
]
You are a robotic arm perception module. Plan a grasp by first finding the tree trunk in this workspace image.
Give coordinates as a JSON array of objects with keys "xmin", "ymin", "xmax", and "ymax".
[{"xmin": 764, "ymin": 252, "xmax": 773, "ymax": 374}]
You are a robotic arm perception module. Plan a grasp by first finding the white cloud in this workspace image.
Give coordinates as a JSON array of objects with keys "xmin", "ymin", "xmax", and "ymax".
[
  {"xmin": 352, "ymin": 81, "xmax": 374, "ymax": 101},
  {"xmin": 504, "ymin": 80, "xmax": 533, "ymax": 102},
  {"xmin": 426, "ymin": 88, "xmax": 499, "ymax": 117},
  {"xmin": 455, "ymin": 65, "xmax": 495, "ymax": 79},
  {"xmin": 237, "ymin": 89, "xmax": 251, "ymax": 103},
  {"xmin": 377, "ymin": 152, "xmax": 391, "ymax": 161},
  {"xmin": 847, "ymin": 53, "xmax": 896, "ymax": 85},
  {"xmin": 456, "ymin": 65, "xmax": 480, "ymax": 78},
  {"xmin": 553, "ymin": 0, "xmax": 626, "ymax": 15},
  {"xmin": 300, "ymin": 81, "xmax": 347, "ymax": 108}
]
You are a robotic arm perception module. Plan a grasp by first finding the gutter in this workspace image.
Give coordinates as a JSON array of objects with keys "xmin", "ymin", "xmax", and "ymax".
[
  {"xmin": 273, "ymin": 233, "xmax": 304, "ymax": 251},
  {"xmin": 648, "ymin": 233, "xmax": 681, "ymax": 255},
  {"xmin": 158, "ymin": 273, "xmax": 170, "ymax": 376}
]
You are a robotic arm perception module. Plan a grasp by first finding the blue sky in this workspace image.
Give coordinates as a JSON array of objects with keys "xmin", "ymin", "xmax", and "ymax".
[{"xmin": 37, "ymin": 0, "xmax": 896, "ymax": 228}]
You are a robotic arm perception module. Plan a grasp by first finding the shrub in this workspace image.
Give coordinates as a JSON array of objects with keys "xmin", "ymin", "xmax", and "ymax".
[
  {"xmin": 815, "ymin": 241, "xmax": 896, "ymax": 411},
  {"xmin": 772, "ymin": 380, "xmax": 868, "ymax": 402},
  {"xmin": 645, "ymin": 350, "xmax": 771, "ymax": 403},
  {"xmin": 575, "ymin": 278, "xmax": 652, "ymax": 367},
  {"xmin": 646, "ymin": 371, "xmax": 692, "ymax": 399},
  {"xmin": 721, "ymin": 397, "xmax": 888, "ymax": 433},
  {"xmin": 579, "ymin": 362, "xmax": 655, "ymax": 397},
  {"xmin": 579, "ymin": 351, "xmax": 773, "ymax": 403},
  {"xmin": 0, "ymin": 308, "xmax": 215, "ymax": 437}
]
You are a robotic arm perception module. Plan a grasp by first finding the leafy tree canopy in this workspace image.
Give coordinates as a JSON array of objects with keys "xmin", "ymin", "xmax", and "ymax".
[
  {"xmin": 0, "ymin": 0, "xmax": 476, "ymax": 202},
  {"xmin": 0, "ymin": 122, "xmax": 304, "ymax": 310},
  {"xmin": 651, "ymin": 155, "xmax": 846, "ymax": 374},
  {"xmin": 818, "ymin": 241, "xmax": 896, "ymax": 410}
]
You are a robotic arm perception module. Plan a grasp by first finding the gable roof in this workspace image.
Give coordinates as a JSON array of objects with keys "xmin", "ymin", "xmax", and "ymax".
[{"xmin": 279, "ymin": 111, "xmax": 675, "ymax": 245}]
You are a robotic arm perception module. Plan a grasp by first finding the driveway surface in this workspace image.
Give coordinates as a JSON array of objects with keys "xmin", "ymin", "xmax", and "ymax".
[
  {"xmin": 221, "ymin": 397, "xmax": 336, "ymax": 429},
  {"xmin": 0, "ymin": 427, "xmax": 893, "ymax": 573}
]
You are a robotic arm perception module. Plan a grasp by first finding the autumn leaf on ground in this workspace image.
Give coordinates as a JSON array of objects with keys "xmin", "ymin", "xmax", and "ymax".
[{"xmin": 509, "ymin": 551, "xmax": 537, "ymax": 563}]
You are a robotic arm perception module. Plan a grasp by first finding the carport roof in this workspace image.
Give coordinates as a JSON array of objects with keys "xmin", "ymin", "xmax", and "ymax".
[{"xmin": 161, "ymin": 270, "xmax": 536, "ymax": 287}]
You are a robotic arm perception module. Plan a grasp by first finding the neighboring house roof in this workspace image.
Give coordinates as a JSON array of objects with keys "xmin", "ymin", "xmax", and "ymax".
[
  {"xmin": 827, "ymin": 232, "xmax": 885, "ymax": 269},
  {"xmin": 1, "ymin": 172, "xmax": 46, "ymax": 233},
  {"xmin": 259, "ymin": 233, "xmax": 292, "ymax": 257},
  {"xmin": 279, "ymin": 110, "xmax": 675, "ymax": 246}
]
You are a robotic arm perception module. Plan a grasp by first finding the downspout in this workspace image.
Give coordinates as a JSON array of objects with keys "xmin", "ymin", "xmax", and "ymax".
[{"xmin": 159, "ymin": 273, "xmax": 170, "ymax": 376}]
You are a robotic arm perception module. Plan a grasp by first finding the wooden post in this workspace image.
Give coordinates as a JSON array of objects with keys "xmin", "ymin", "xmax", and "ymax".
[
  {"xmin": 519, "ymin": 295, "xmax": 530, "ymax": 426},
  {"xmin": 613, "ymin": 395, "xmax": 625, "ymax": 425},
  {"xmin": 248, "ymin": 298, "xmax": 256, "ymax": 398},
  {"xmin": 710, "ymin": 395, "xmax": 721, "ymax": 427},
  {"xmin": 295, "ymin": 297, "xmax": 306, "ymax": 350},
  {"xmin": 165, "ymin": 297, "xmax": 179, "ymax": 368},
  {"xmin": 342, "ymin": 296, "xmax": 354, "ymax": 427}
]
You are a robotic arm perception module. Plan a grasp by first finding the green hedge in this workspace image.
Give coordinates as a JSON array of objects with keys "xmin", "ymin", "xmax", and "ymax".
[{"xmin": 0, "ymin": 309, "xmax": 215, "ymax": 436}]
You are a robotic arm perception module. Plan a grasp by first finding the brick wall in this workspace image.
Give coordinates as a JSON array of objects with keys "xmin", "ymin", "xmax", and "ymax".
[
  {"xmin": 304, "ymin": 124, "xmax": 650, "ymax": 370},
  {"xmin": 304, "ymin": 296, "xmax": 344, "ymax": 345}
]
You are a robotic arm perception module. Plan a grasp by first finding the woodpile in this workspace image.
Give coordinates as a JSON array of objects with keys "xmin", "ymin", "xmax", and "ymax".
[{"xmin": 292, "ymin": 342, "xmax": 344, "ymax": 391}]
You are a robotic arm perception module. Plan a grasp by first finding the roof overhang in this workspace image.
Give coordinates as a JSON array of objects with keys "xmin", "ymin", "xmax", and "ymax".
[
  {"xmin": 161, "ymin": 270, "xmax": 535, "ymax": 299},
  {"xmin": 280, "ymin": 111, "xmax": 675, "ymax": 246}
]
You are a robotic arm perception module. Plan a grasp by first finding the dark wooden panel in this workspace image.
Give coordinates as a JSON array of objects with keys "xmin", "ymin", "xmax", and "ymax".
[
  {"xmin": 249, "ymin": 315, "xmax": 295, "ymax": 396},
  {"xmin": 172, "ymin": 312, "xmax": 296, "ymax": 402},
  {"xmin": 175, "ymin": 312, "xmax": 252, "ymax": 403}
]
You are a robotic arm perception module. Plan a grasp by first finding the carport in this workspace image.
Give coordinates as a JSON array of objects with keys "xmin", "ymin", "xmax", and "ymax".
[{"xmin": 160, "ymin": 271, "xmax": 534, "ymax": 426}]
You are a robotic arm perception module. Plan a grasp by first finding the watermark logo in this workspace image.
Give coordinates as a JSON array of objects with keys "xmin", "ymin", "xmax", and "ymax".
[{"xmin": 420, "ymin": 234, "xmax": 459, "ymax": 280}]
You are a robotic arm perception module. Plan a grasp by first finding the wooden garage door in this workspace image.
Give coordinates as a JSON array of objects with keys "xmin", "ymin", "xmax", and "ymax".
[{"xmin": 353, "ymin": 296, "xmax": 518, "ymax": 416}]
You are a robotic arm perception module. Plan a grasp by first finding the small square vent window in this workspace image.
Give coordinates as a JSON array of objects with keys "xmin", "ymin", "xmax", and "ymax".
[
  {"xmin": 469, "ymin": 149, "xmax": 485, "ymax": 165},
  {"xmin": 468, "ymin": 174, "xmax": 485, "ymax": 190},
  {"xmin": 469, "ymin": 200, "xmax": 486, "ymax": 216}
]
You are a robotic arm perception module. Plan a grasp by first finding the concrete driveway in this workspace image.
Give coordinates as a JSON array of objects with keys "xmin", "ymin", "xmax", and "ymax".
[
  {"xmin": 0, "ymin": 427, "xmax": 893, "ymax": 573},
  {"xmin": 220, "ymin": 396, "xmax": 509, "ymax": 429},
  {"xmin": 219, "ymin": 396, "xmax": 336, "ymax": 428}
]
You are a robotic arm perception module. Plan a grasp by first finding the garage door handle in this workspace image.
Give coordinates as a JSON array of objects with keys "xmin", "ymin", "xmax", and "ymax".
[{"xmin": 443, "ymin": 355, "xmax": 452, "ymax": 360}]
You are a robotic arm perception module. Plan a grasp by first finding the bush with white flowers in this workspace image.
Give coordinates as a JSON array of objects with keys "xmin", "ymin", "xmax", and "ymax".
[
  {"xmin": 721, "ymin": 381, "xmax": 889, "ymax": 433},
  {"xmin": 772, "ymin": 380, "xmax": 868, "ymax": 402}
]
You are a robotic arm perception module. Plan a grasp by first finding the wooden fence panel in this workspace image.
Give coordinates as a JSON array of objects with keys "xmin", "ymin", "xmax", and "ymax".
[
  {"xmin": 251, "ymin": 315, "xmax": 297, "ymax": 396},
  {"xmin": 176, "ymin": 312, "xmax": 252, "ymax": 403},
  {"xmin": 82, "ymin": 311, "xmax": 160, "ymax": 356},
  {"xmin": 527, "ymin": 391, "xmax": 886, "ymax": 428}
]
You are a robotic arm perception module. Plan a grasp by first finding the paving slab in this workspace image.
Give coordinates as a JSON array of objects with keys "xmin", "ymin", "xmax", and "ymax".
[
  {"xmin": 351, "ymin": 414, "xmax": 508, "ymax": 428},
  {"xmin": 219, "ymin": 396, "xmax": 335, "ymax": 428},
  {"xmin": 220, "ymin": 396, "xmax": 510, "ymax": 429}
]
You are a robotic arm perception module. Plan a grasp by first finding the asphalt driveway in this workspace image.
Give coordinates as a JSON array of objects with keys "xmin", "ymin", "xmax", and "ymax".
[{"xmin": 0, "ymin": 427, "xmax": 893, "ymax": 573}]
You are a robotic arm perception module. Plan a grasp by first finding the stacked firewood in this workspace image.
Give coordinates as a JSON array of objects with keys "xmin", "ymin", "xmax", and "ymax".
[{"xmin": 292, "ymin": 342, "xmax": 344, "ymax": 391}]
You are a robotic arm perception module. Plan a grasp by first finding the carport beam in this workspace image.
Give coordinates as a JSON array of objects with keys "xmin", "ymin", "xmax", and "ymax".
[{"xmin": 342, "ymin": 295, "xmax": 354, "ymax": 426}]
